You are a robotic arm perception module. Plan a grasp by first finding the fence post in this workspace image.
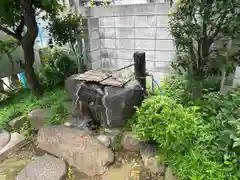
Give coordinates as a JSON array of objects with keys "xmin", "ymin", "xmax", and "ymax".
[{"xmin": 134, "ymin": 52, "xmax": 146, "ymax": 92}]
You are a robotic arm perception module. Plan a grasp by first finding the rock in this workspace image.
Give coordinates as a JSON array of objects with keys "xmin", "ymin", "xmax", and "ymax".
[
  {"xmin": 96, "ymin": 134, "xmax": 111, "ymax": 147},
  {"xmin": 0, "ymin": 129, "xmax": 10, "ymax": 150},
  {"xmin": 67, "ymin": 74, "xmax": 144, "ymax": 129},
  {"xmin": 121, "ymin": 132, "xmax": 142, "ymax": 152},
  {"xmin": 65, "ymin": 74, "xmax": 81, "ymax": 101},
  {"xmin": 140, "ymin": 143, "xmax": 165, "ymax": 173},
  {"xmin": 37, "ymin": 126, "xmax": 114, "ymax": 176},
  {"xmin": 0, "ymin": 132, "xmax": 28, "ymax": 162},
  {"xmin": 76, "ymin": 83, "xmax": 104, "ymax": 104},
  {"xmin": 64, "ymin": 116, "xmax": 91, "ymax": 131},
  {"xmin": 143, "ymin": 157, "xmax": 165, "ymax": 174},
  {"xmin": 165, "ymin": 167, "xmax": 178, "ymax": 180},
  {"xmin": 104, "ymin": 128, "xmax": 121, "ymax": 145},
  {"xmin": 96, "ymin": 129, "xmax": 121, "ymax": 147},
  {"xmin": 89, "ymin": 103, "xmax": 106, "ymax": 126},
  {"xmin": 28, "ymin": 108, "xmax": 54, "ymax": 129},
  {"xmin": 101, "ymin": 82, "xmax": 143, "ymax": 128},
  {"xmin": 8, "ymin": 115, "xmax": 27, "ymax": 129},
  {"xmin": 16, "ymin": 154, "xmax": 67, "ymax": 180},
  {"xmin": 140, "ymin": 143, "xmax": 157, "ymax": 158}
]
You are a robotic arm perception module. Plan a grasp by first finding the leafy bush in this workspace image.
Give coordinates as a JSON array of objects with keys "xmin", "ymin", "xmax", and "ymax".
[
  {"xmin": 163, "ymin": 76, "xmax": 222, "ymax": 105},
  {"xmin": 197, "ymin": 89, "xmax": 240, "ymax": 175},
  {"xmin": 132, "ymin": 86, "xmax": 240, "ymax": 179},
  {"xmin": 39, "ymin": 49, "xmax": 77, "ymax": 88},
  {"xmin": 163, "ymin": 76, "xmax": 191, "ymax": 105},
  {"xmin": 0, "ymin": 107, "xmax": 22, "ymax": 129},
  {"xmin": 45, "ymin": 104, "xmax": 67, "ymax": 125},
  {"xmin": 132, "ymin": 96, "xmax": 213, "ymax": 156},
  {"xmin": 169, "ymin": 149, "xmax": 236, "ymax": 180}
]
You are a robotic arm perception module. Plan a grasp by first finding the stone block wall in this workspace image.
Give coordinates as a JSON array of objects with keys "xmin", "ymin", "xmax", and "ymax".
[
  {"xmin": 79, "ymin": 2, "xmax": 174, "ymax": 81},
  {"xmin": 83, "ymin": 18, "xmax": 101, "ymax": 70},
  {"xmin": 77, "ymin": 1, "xmax": 240, "ymax": 85}
]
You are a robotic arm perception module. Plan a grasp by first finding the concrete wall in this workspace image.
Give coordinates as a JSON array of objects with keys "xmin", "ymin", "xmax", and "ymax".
[
  {"xmin": 76, "ymin": 1, "xmax": 240, "ymax": 86},
  {"xmin": 0, "ymin": 32, "xmax": 41, "ymax": 79},
  {"xmin": 79, "ymin": 2, "xmax": 175, "ymax": 81}
]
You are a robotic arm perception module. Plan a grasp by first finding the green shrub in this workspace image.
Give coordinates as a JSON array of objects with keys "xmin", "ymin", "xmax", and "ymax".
[
  {"xmin": 39, "ymin": 49, "xmax": 77, "ymax": 88},
  {"xmin": 0, "ymin": 88, "xmax": 68, "ymax": 129},
  {"xmin": 45, "ymin": 104, "xmax": 67, "ymax": 125},
  {"xmin": 132, "ymin": 89, "xmax": 240, "ymax": 179},
  {"xmin": 0, "ymin": 107, "xmax": 22, "ymax": 129},
  {"xmin": 169, "ymin": 149, "xmax": 237, "ymax": 180},
  {"xmin": 162, "ymin": 76, "xmax": 191, "ymax": 105},
  {"xmin": 132, "ymin": 96, "xmax": 213, "ymax": 156}
]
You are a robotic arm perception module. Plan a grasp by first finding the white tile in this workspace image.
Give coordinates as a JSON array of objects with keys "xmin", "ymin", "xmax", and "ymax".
[
  {"xmin": 135, "ymin": 28, "xmax": 156, "ymax": 39},
  {"xmin": 116, "ymin": 28, "xmax": 134, "ymax": 38},
  {"xmin": 135, "ymin": 16, "xmax": 157, "ymax": 27},
  {"xmin": 156, "ymin": 40, "xmax": 175, "ymax": 51},
  {"xmin": 156, "ymin": 28, "xmax": 173, "ymax": 39},
  {"xmin": 156, "ymin": 16, "xmax": 169, "ymax": 27},
  {"xmin": 116, "ymin": 39, "xmax": 134, "ymax": 49},
  {"xmin": 100, "ymin": 39, "xmax": 116, "ymax": 49},
  {"xmin": 117, "ymin": 49, "xmax": 134, "ymax": 59},
  {"xmin": 115, "ymin": 16, "xmax": 134, "ymax": 27},
  {"xmin": 155, "ymin": 51, "xmax": 176, "ymax": 62},
  {"xmin": 135, "ymin": 39, "xmax": 155, "ymax": 50},
  {"xmin": 99, "ymin": 17, "xmax": 115, "ymax": 27}
]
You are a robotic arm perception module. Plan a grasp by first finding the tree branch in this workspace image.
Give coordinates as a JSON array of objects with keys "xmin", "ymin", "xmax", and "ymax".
[
  {"xmin": 0, "ymin": 25, "xmax": 19, "ymax": 40},
  {"xmin": 21, "ymin": 0, "xmax": 38, "ymax": 42},
  {"xmin": 15, "ymin": 16, "xmax": 25, "ymax": 39}
]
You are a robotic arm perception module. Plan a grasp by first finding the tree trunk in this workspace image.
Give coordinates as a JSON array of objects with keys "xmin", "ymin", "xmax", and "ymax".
[
  {"xmin": 21, "ymin": 40, "xmax": 43, "ymax": 96},
  {"xmin": 20, "ymin": 0, "xmax": 43, "ymax": 96}
]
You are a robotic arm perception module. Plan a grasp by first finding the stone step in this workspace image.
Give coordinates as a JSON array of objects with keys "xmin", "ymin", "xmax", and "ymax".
[
  {"xmin": 37, "ymin": 126, "xmax": 114, "ymax": 177},
  {"xmin": 0, "ymin": 132, "xmax": 28, "ymax": 163},
  {"xmin": 0, "ymin": 129, "xmax": 10, "ymax": 150},
  {"xmin": 16, "ymin": 154, "xmax": 67, "ymax": 180}
]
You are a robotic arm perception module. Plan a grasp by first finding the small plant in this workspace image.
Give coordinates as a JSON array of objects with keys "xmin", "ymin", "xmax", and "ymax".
[
  {"xmin": 45, "ymin": 105, "xmax": 67, "ymax": 125},
  {"xmin": 163, "ymin": 76, "xmax": 191, "ymax": 105},
  {"xmin": 19, "ymin": 120, "xmax": 36, "ymax": 138},
  {"xmin": 112, "ymin": 132, "xmax": 123, "ymax": 151},
  {"xmin": 39, "ymin": 48, "xmax": 77, "ymax": 88},
  {"xmin": 67, "ymin": 165, "xmax": 75, "ymax": 180}
]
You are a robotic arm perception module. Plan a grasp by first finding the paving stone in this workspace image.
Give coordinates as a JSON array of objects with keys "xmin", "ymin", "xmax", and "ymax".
[
  {"xmin": 96, "ymin": 134, "xmax": 111, "ymax": 147},
  {"xmin": 0, "ymin": 133, "xmax": 28, "ymax": 162},
  {"xmin": 8, "ymin": 115, "xmax": 27, "ymax": 129},
  {"xmin": 37, "ymin": 126, "xmax": 114, "ymax": 176},
  {"xmin": 103, "ymin": 128, "xmax": 121, "ymax": 146},
  {"xmin": 121, "ymin": 132, "xmax": 142, "ymax": 152},
  {"xmin": 140, "ymin": 143, "xmax": 166, "ymax": 173},
  {"xmin": 16, "ymin": 154, "xmax": 67, "ymax": 180},
  {"xmin": 0, "ymin": 129, "xmax": 10, "ymax": 150}
]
